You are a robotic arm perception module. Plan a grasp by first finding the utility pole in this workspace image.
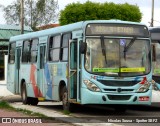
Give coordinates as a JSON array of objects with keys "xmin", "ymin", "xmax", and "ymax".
[
  {"xmin": 151, "ymin": 0, "xmax": 154, "ymax": 27},
  {"xmin": 21, "ymin": 0, "xmax": 24, "ymax": 34},
  {"xmin": 30, "ymin": 0, "xmax": 32, "ymax": 28}
]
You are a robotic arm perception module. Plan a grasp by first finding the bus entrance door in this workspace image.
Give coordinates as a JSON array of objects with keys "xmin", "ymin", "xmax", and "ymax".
[
  {"xmin": 37, "ymin": 44, "xmax": 46, "ymax": 98},
  {"xmin": 68, "ymin": 39, "xmax": 80, "ymax": 103}
]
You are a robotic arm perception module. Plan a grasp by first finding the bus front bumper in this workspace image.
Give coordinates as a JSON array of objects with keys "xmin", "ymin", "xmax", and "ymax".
[{"xmin": 81, "ymin": 88, "xmax": 151, "ymax": 105}]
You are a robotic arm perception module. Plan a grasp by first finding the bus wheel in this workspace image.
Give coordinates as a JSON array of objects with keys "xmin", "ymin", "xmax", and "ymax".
[
  {"xmin": 30, "ymin": 98, "xmax": 39, "ymax": 106},
  {"xmin": 21, "ymin": 83, "xmax": 30, "ymax": 105},
  {"xmin": 62, "ymin": 87, "xmax": 74, "ymax": 112}
]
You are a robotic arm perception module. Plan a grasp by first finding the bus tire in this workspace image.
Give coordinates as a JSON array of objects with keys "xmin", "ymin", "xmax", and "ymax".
[
  {"xmin": 30, "ymin": 98, "xmax": 39, "ymax": 106},
  {"xmin": 21, "ymin": 83, "xmax": 30, "ymax": 105},
  {"xmin": 62, "ymin": 87, "xmax": 74, "ymax": 112}
]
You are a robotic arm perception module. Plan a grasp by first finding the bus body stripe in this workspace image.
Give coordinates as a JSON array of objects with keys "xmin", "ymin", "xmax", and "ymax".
[{"xmin": 30, "ymin": 64, "xmax": 43, "ymax": 97}]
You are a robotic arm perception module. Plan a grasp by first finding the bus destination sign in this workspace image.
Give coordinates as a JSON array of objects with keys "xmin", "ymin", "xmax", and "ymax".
[{"xmin": 86, "ymin": 24, "xmax": 149, "ymax": 37}]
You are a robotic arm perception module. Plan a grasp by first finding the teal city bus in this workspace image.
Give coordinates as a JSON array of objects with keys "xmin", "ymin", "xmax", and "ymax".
[{"xmin": 7, "ymin": 20, "xmax": 152, "ymax": 112}]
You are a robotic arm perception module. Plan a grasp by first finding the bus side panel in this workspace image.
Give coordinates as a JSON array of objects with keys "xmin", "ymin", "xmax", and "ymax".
[
  {"xmin": 7, "ymin": 64, "xmax": 16, "ymax": 93},
  {"xmin": 44, "ymin": 63, "xmax": 67, "ymax": 101},
  {"xmin": 20, "ymin": 64, "xmax": 35, "ymax": 97},
  {"xmin": 53, "ymin": 63, "xmax": 67, "ymax": 101}
]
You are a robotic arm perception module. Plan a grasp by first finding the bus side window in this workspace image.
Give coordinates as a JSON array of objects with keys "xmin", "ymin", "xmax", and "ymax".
[
  {"xmin": 152, "ymin": 44, "xmax": 156, "ymax": 61},
  {"xmin": 49, "ymin": 35, "xmax": 61, "ymax": 61},
  {"xmin": 8, "ymin": 43, "xmax": 16, "ymax": 64},
  {"xmin": 22, "ymin": 40, "xmax": 31, "ymax": 63},
  {"xmin": 31, "ymin": 39, "xmax": 38, "ymax": 63},
  {"xmin": 61, "ymin": 33, "xmax": 71, "ymax": 61}
]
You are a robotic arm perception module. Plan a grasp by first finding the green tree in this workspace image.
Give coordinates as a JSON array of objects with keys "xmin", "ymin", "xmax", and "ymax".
[
  {"xmin": 59, "ymin": 1, "xmax": 142, "ymax": 25},
  {"xmin": 0, "ymin": 0, "xmax": 59, "ymax": 30}
]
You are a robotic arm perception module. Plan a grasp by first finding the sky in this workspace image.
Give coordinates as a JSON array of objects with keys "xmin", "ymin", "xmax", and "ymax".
[{"xmin": 0, "ymin": 0, "xmax": 160, "ymax": 27}]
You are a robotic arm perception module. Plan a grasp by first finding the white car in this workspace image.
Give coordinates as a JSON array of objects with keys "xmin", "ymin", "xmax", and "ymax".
[{"xmin": 151, "ymin": 83, "xmax": 160, "ymax": 107}]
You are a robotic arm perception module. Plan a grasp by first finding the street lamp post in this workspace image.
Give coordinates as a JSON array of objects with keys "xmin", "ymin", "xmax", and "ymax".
[{"xmin": 151, "ymin": 0, "xmax": 154, "ymax": 27}]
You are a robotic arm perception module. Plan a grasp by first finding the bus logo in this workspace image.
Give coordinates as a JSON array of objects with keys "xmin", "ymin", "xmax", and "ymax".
[{"xmin": 117, "ymin": 88, "xmax": 122, "ymax": 93}]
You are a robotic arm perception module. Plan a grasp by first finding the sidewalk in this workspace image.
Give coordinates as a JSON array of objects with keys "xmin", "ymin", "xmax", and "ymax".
[
  {"xmin": 0, "ymin": 83, "xmax": 121, "ymax": 126},
  {"xmin": 0, "ymin": 95, "xmax": 74, "ymax": 126},
  {"xmin": 0, "ymin": 84, "xmax": 13, "ymax": 97}
]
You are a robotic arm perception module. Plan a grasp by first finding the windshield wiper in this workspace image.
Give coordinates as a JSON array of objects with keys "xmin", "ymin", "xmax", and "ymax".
[
  {"xmin": 123, "ymin": 36, "xmax": 137, "ymax": 60},
  {"xmin": 100, "ymin": 36, "xmax": 107, "ymax": 64}
]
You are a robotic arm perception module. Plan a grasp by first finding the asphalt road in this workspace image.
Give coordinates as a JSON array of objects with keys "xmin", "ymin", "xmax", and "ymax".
[{"xmin": 2, "ymin": 95, "xmax": 160, "ymax": 126}]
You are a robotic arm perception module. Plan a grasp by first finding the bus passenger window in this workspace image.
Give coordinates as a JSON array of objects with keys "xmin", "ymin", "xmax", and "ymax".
[
  {"xmin": 49, "ymin": 35, "xmax": 61, "ymax": 61},
  {"xmin": 61, "ymin": 33, "xmax": 71, "ymax": 61},
  {"xmin": 31, "ymin": 39, "xmax": 38, "ymax": 63},
  {"xmin": 8, "ymin": 43, "xmax": 16, "ymax": 64},
  {"xmin": 22, "ymin": 40, "xmax": 31, "ymax": 63}
]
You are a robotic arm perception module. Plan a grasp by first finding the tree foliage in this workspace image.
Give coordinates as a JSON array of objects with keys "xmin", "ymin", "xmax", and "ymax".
[
  {"xmin": 0, "ymin": 0, "xmax": 59, "ymax": 30},
  {"xmin": 59, "ymin": 1, "xmax": 142, "ymax": 25}
]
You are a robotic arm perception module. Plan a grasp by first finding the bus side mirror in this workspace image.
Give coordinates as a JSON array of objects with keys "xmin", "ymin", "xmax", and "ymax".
[{"xmin": 80, "ymin": 43, "xmax": 87, "ymax": 54}]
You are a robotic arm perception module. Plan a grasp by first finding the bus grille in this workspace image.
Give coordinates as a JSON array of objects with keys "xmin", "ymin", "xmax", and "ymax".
[
  {"xmin": 104, "ymin": 89, "xmax": 134, "ymax": 92},
  {"xmin": 107, "ymin": 95, "xmax": 131, "ymax": 100},
  {"xmin": 98, "ymin": 80, "xmax": 139, "ymax": 86}
]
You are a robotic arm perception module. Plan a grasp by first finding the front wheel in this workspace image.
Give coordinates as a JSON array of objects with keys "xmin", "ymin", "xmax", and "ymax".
[{"xmin": 62, "ymin": 87, "xmax": 75, "ymax": 112}]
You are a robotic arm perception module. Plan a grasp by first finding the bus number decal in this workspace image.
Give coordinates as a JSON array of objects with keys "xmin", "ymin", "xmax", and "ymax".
[
  {"xmin": 93, "ymin": 67, "xmax": 145, "ymax": 73},
  {"xmin": 121, "ymin": 67, "xmax": 145, "ymax": 72},
  {"xmin": 93, "ymin": 68, "xmax": 119, "ymax": 72}
]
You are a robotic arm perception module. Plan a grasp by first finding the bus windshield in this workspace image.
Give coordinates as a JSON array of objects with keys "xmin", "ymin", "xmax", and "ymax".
[{"xmin": 85, "ymin": 38, "xmax": 151, "ymax": 77}]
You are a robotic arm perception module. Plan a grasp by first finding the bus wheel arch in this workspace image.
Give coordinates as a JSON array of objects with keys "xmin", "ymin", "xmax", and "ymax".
[
  {"xmin": 59, "ymin": 81, "xmax": 66, "ymax": 101},
  {"xmin": 20, "ymin": 79, "xmax": 25, "ymax": 92}
]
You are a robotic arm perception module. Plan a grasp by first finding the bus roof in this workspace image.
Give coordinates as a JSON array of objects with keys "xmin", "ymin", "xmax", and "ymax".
[
  {"xmin": 149, "ymin": 27, "xmax": 160, "ymax": 40},
  {"xmin": 10, "ymin": 20, "xmax": 147, "ymax": 42},
  {"xmin": 149, "ymin": 27, "xmax": 160, "ymax": 33}
]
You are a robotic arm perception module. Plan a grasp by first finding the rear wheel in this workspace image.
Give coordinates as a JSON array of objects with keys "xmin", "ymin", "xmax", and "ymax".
[
  {"xmin": 21, "ymin": 83, "xmax": 30, "ymax": 105},
  {"xmin": 29, "ymin": 97, "xmax": 39, "ymax": 106}
]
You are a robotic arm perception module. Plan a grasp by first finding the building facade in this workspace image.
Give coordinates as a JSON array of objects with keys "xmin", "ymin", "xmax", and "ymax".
[{"xmin": 0, "ymin": 24, "xmax": 32, "ymax": 82}]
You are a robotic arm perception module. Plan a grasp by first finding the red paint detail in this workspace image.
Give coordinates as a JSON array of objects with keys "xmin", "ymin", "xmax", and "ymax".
[
  {"xmin": 91, "ymin": 76, "xmax": 97, "ymax": 80},
  {"xmin": 140, "ymin": 76, "xmax": 147, "ymax": 84},
  {"xmin": 30, "ymin": 65, "xmax": 43, "ymax": 97},
  {"xmin": 139, "ymin": 96, "xmax": 149, "ymax": 101}
]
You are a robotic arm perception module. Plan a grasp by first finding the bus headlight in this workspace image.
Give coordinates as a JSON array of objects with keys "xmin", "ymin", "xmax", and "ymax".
[
  {"xmin": 136, "ymin": 82, "xmax": 151, "ymax": 93},
  {"xmin": 83, "ymin": 80, "xmax": 101, "ymax": 92}
]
